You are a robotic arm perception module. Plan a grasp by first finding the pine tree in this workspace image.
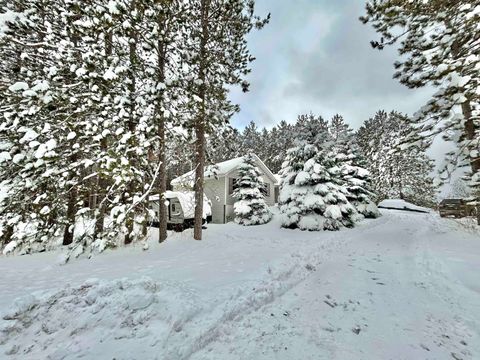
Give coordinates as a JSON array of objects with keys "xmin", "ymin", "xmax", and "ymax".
[
  {"xmin": 329, "ymin": 115, "xmax": 380, "ymax": 219},
  {"xmin": 294, "ymin": 113, "xmax": 330, "ymax": 148},
  {"xmin": 268, "ymin": 120, "xmax": 295, "ymax": 173},
  {"xmin": 182, "ymin": 0, "xmax": 269, "ymax": 240},
  {"xmin": 279, "ymin": 136, "xmax": 357, "ymax": 231},
  {"xmin": 361, "ymin": 0, "xmax": 479, "ymax": 221},
  {"xmin": 232, "ymin": 153, "xmax": 272, "ymax": 225},
  {"xmin": 357, "ymin": 111, "xmax": 438, "ymax": 207},
  {"xmin": 0, "ymin": 0, "xmax": 91, "ymax": 253},
  {"xmin": 240, "ymin": 121, "xmax": 262, "ymax": 155}
]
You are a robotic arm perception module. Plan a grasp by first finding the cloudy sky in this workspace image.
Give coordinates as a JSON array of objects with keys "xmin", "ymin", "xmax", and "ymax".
[{"xmin": 229, "ymin": 0, "xmax": 433, "ymax": 130}]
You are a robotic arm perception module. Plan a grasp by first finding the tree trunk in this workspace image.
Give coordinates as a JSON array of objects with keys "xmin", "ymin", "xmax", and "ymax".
[
  {"xmin": 94, "ymin": 139, "xmax": 108, "ymax": 240},
  {"xmin": 461, "ymin": 100, "xmax": 480, "ymax": 225},
  {"xmin": 158, "ymin": 119, "xmax": 168, "ymax": 242},
  {"xmin": 94, "ymin": 32, "xmax": 113, "ymax": 240},
  {"xmin": 157, "ymin": 17, "xmax": 168, "ymax": 243},
  {"xmin": 452, "ymin": 40, "xmax": 480, "ymax": 224},
  {"xmin": 194, "ymin": 121, "xmax": 206, "ymax": 240},
  {"xmin": 193, "ymin": 0, "xmax": 210, "ymax": 241},
  {"xmin": 124, "ymin": 0, "xmax": 138, "ymax": 245}
]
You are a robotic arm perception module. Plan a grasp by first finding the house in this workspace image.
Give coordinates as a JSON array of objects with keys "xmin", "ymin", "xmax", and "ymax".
[{"xmin": 171, "ymin": 154, "xmax": 278, "ymax": 224}]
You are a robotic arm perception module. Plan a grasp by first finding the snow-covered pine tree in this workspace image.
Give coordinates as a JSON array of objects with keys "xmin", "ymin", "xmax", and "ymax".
[
  {"xmin": 294, "ymin": 113, "xmax": 330, "ymax": 148},
  {"xmin": 268, "ymin": 120, "xmax": 295, "ymax": 174},
  {"xmin": 67, "ymin": 0, "xmax": 150, "ymax": 249},
  {"xmin": 279, "ymin": 116, "xmax": 357, "ymax": 231},
  {"xmin": 138, "ymin": 0, "xmax": 189, "ymax": 243},
  {"xmin": 182, "ymin": 0, "xmax": 269, "ymax": 240},
  {"xmin": 208, "ymin": 127, "xmax": 243, "ymax": 165},
  {"xmin": 232, "ymin": 153, "xmax": 272, "ymax": 225},
  {"xmin": 357, "ymin": 111, "xmax": 438, "ymax": 207},
  {"xmin": 361, "ymin": 0, "xmax": 479, "ymax": 221},
  {"xmin": 239, "ymin": 121, "xmax": 262, "ymax": 155},
  {"xmin": 329, "ymin": 115, "xmax": 380, "ymax": 219},
  {"xmin": 0, "ymin": 0, "xmax": 94, "ymax": 253}
]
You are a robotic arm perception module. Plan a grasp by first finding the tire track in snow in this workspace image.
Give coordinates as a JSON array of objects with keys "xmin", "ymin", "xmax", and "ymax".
[
  {"xmin": 413, "ymin": 215, "xmax": 480, "ymax": 359},
  {"xmin": 165, "ymin": 235, "xmax": 350, "ymax": 360}
]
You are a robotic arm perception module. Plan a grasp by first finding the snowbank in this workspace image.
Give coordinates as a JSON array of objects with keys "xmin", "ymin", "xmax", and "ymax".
[
  {"xmin": 0, "ymin": 277, "xmax": 202, "ymax": 359},
  {"xmin": 378, "ymin": 199, "xmax": 430, "ymax": 213},
  {"xmin": 0, "ymin": 250, "xmax": 322, "ymax": 359}
]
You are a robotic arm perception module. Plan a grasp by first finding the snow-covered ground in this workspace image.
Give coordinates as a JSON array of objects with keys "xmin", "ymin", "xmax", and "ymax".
[{"xmin": 0, "ymin": 209, "xmax": 479, "ymax": 360}]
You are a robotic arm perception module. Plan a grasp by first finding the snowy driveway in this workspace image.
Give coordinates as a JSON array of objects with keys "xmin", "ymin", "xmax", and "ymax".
[{"xmin": 0, "ymin": 211, "xmax": 479, "ymax": 359}]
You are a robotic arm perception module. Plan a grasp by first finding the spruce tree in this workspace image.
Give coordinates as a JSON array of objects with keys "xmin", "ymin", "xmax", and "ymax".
[
  {"xmin": 279, "ymin": 126, "xmax": 357, "ymax": 231},
  {"xmin": 232, "ymin": 153, "xmax": 272, "ymax": 225},
  {"xmin": 329, "ymin": 115, "xmax": 380, "ymax": 219}
]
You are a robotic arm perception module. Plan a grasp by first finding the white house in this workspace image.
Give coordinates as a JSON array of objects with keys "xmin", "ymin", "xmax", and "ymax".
[{"xmin": 171, "ymin": 154, "xmax": 278, "ymax": 224}]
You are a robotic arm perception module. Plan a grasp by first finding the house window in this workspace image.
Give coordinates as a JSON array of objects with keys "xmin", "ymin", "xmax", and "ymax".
[
  {"xmin": 261, "ymin": 183, "xmax": 271, "ymax": 197},
  {"xmin": 229, "ymin": 178, "xmax": 240, "ymax": 195}
]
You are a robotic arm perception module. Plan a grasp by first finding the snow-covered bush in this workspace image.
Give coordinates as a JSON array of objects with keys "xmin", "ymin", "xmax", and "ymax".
[
  {"xmin": 232, "ymin": 153, "xmax": 272, "ymax": 226},
  {"xmin": 279, "ymin": 141, "xmax": 357, "ymax": 231}
]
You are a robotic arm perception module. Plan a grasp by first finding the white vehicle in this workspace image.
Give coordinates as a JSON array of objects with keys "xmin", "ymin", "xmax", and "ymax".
[{"xmin": 149, "ymin": 191, "xmax": 212, "ymax": 231}]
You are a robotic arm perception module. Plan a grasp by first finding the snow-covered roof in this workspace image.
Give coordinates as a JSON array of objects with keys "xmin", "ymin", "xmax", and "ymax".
[
  {"xmin": 149, "ymin": 191, "xmax": 211, "ymax": 219},
  {"xmin": 378, "ymin": 199, "xmax": 430, "ymax": 213},
  {"xmin": 171, "ymin": 154, "xmax": 277, "ymax": 187}
]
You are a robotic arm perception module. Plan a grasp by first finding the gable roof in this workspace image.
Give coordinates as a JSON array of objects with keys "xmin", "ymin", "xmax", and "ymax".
[{"xmin": 171, "ymin": 154, "xmax": 277, "ymax": 187}]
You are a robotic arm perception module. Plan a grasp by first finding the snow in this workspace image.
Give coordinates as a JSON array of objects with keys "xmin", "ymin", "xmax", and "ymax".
[
  {"xmin": 294, "ymin": 171, "xmax": 310, "ymax": 185},
  {"xmin": 1, "ymin": 241, "xmax": 17, "ymax": 255},
  {"xmin": 273, "ymin": 174, "xmax": 282, "ymax": 185},
  {"xmin": 7, "ymin": 82, "xmax": 29, "ymax": 92},
  {"xmin": 103, "ymin": 69, "xmax": 117, "ymax": 80},
  {"xmin": 378, "ymin": 199, "xmax": 430, "ymax": 213},
  {"xmin": 0, "ymin": 210, "xmax": 479, "ymax": 359},
  {"xmin": 0, "ymin": 152, "xmax": 11, "ymax": 163},
  {"xmin": 19, "ymin": 129, "xmax": 39, "ymax": 144},
  {"xmin": 34, "ymin": 139, "xmax": 57, "ymax": 159}
]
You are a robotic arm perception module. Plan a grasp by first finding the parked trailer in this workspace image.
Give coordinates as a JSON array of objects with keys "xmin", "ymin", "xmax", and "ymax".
[
  {"xmin": 149, "ymin": 191, "xmax": 212, "ymax": 231},
  {"xmin": 438, "ymin": 198, "xmax": 477, "ymax": 218}
]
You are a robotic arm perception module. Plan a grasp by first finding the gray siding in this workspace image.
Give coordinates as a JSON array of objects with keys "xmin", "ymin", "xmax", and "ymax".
[{"xmin": 204, "ymin": 177, "xmax": 226, "ymax": 224}]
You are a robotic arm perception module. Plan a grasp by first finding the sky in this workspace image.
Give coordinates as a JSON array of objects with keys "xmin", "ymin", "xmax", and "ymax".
[
  {"xmin": 228, "ymin": 0, "xmax": 461, "ymax": 195},
  {"xmin": 229, "ymin": 0, "xmax": 433, "ymax": 131}
]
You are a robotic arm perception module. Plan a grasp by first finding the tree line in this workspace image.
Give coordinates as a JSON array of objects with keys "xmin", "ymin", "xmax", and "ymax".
[{"xmin": 207, "ymin": 111, "xmax": 438, "ymax": 208}]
